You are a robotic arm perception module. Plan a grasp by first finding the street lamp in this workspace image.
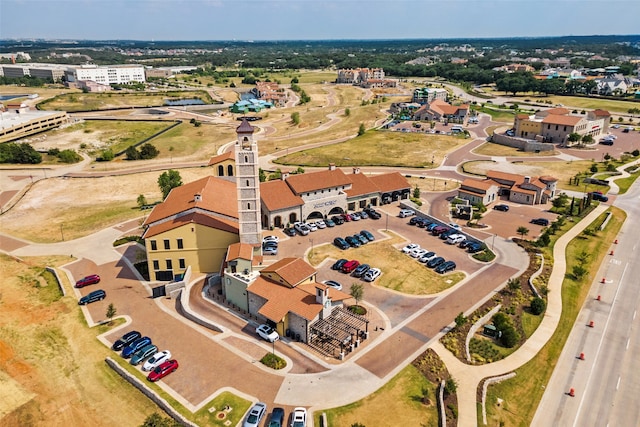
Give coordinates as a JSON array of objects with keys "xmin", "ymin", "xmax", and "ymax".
[
  {"xmin": 385, "ymin": 213, "xmax": 389, "ymax": 231},
  {"xmin": 491, "ymin": 233, "xmax": 496, "ymax": 251},
  {"xmin": 60, "ymin": 223, "xmax": 65, "ymax": 241},
  {"xmin": 309, "ymin": 238, "xmax": 314, "ymax": 256}
]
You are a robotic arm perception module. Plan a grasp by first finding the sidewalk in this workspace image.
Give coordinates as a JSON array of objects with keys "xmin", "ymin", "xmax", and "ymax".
[{"xmin": 432, "ymin": 203, "xmax": 609, "ymax": 427}]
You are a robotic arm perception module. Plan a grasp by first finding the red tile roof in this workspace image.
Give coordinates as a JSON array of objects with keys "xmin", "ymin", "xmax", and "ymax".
[
  {"xmin": 142, "ymin": 211, "xmax": 238, "ymax": 238},
  {"xmin": 541, "ymin": 114, "xmax": 583, "ymax": 126},
  {"xmin": 260, "ymin": 257, "xmax": 316, "ymax": 287},
  {"xmin": 592, "ymin": 109, "xmax": 611, "ymax": 117},
  {"xmin": 544, "ymin": 107, "xmax": 570, "ymax": 115},
  {"xmin": 260, "ymin": 179, "xmax": 304, "ymax": 211},
  {"xmin": 144, "ymin": 176, "xmax": 238, "ymax": 225},
  {"xmin": 344, "ymin": 173, "xmax": 380, "ymax": 197},
  {"xmin": 461, "ymin": 178, "xmax": 497, "ymax": 193},
  {"xmin": 486, "ymin": 170, "xmax": 524, "ymax": 185},
  {"xmin": 226, "ymin": 242, "xmax": 254, "ymax": 262},
  {"xmin": 285, "ymin": 168, "xmax": 352, "ymax": 194},
  {"xmin": 369, "ymin": 172, "xmax": 410, "ymax": 193},
  {"xmin": 208, "ymin": 151, "xmax": 234, "ymax": 166}
]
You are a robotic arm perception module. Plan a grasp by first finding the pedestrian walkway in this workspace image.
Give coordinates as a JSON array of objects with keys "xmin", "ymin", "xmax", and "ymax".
[{"xmin": 431, "ymin": 204, "xmax": 608, "ymax": 427}]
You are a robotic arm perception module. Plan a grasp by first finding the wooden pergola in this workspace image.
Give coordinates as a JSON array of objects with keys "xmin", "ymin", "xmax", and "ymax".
[{"xmin": 309, "ymin": 306, "xmax": 369, "ymax": 359}]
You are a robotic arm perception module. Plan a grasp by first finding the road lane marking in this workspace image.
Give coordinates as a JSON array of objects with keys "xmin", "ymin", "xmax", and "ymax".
[
  {"xmin": 634, "ymin": 310, "xmax": 637, "ymax": 320},
  {"xmin": 616, "ymin": 376, "xmax": 621, "ymax": 390},
  {"xmin": 626, "ymin": 338, "xmax": 630, "ymax": 350}
]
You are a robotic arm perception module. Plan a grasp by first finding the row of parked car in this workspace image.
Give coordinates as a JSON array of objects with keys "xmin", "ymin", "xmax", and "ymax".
[
  {"xmin": 243, "ymin": 403, "xmax": 306, "ymax": 427},
  {"xmin": 111, "ymin": 330, "xmax": 178, "ymax": 382},
  {"xmin": 407, "ymin": 216, "xmax": 485, "ymax": 253},
  {"xmin": 286, "ymin": 208, "xmax": 382, "ymax": 237},
  {"xmin": 331, "ymin": 258, "xmax": 381, "ymax": 282},
  {"xmin": 333, "ymin": 230, "xmax": 375, "ymax": 249},
  {"xmin": 401, "ymin": 243, "xmax": 457, "ymax": 273}
]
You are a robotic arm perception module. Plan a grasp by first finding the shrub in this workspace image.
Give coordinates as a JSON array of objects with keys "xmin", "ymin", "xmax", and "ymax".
[
  {"xmin": 500, "ymin": 326, "xmax": 519, "ymax": 348},
  {"xmin": 530, "ymin": 297, "xmax": 546, "ymax": 315},
  {"xmin": 57, "ymin": 149, "xmax": 81, "ymax": 163},
  {"xmin": 99, "ymin": 149, "xmax": 114, "ymax": 161},
  {"xmin": 260, "ymin": 352, "xmax": 286, "ymax": 370}
]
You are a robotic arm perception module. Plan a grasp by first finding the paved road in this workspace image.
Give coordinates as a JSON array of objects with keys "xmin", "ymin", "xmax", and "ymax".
[{"xmin": 532, "ymin": 167, "xmax": 640, "ymax": 427}]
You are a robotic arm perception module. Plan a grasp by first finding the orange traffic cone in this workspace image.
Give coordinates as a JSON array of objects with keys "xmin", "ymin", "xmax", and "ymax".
[
  {"xmin": 588, "ymin": 320, "xmax": 595, "ymax": 328},
  {"xmin": 601, "ymin": 277, "xmax": 606, "ymax": 284},
  {"xmin": 614, "ymin": 239, "xmax": 618, "ymax": 244},
  {"xmin": 579, "ymin": 352, "xmax": 585, "ymax": 360},
  {"xmin": 596, "ymin": 295, "xmax": 601, "ymax": 301},
  {"xmin": 610, "ymin": 250, "xmax": 614, "ymax": 255},
  {"xmin": 569, "ymin": 388, "xmax": 575, "ymax": 397}
]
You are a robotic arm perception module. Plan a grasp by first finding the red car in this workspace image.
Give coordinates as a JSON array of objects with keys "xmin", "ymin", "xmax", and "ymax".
[
  {"xmin": 75, "ymin": 274, "xmax": 101, "ymax": 288},
  {"xmin": 147, "ymin": 359, "xmax": 179, "ymax": 382},
  {"xmin": 341, "ymin": 260, "xmax": 360, "ymax": 274}
]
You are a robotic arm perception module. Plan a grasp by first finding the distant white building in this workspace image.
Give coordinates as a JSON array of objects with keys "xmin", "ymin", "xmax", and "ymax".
[{"xmin": 67, "ymin": 64, "xmax": 146, "ymax": 85}]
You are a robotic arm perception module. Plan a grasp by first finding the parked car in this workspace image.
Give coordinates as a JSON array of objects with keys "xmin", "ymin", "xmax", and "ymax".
[
  {"xmin": 315, "ymin": 220, "xmax": 327, "ymax": 229},
  {"xmin": 331, "ymin": 215, "xmax": 345, "ymax": 225},
  {"xmin": 75, "ymin": 274, "xmax": 101, "ymax": 288},
  {"xmin": 439, "ymin": 229, "xmax": 457, "ymax": 240},
  {"xmin": 122, "ymin": 336, "xmax": 152, "ymax": 359},
  {"xmin": 411, "ymin": 248, "xmax": 428, "ymax": 258},
  {"xmin": 325, "ymin": 218, "xmax": 336, "ymax": 227},
  {"xmin": 244, "ymin": 402, "xmax": 267, "ymax": 427},
  {"xmin": 363, "ymin": 268, "xmax": 381, "ymax": 282},
  {"xmin": 112, "ymin": 330, "xmax": 141, "ymax": 351},
  {"xmin": 432, "ymin": 226, "xmax": 449, "ymax": 236},
  {"xmin": 334, "ymin": 237, "xmax": 350, "ymax": 250},
  {"xmin": 409, "ymin": 216, "xmax": 422, "ymax": 226},
  {"xmin": 263, "ymin": 244, "xmax": 278, "ymax": 255},
  {"xmin": 332, "ymin": 259, "xmax": 348, "ymax": 270},
  {"xmin": 435, "ymin": 261, "xmax": 457, "ymax": 274},
  {"xmin": 360, "ymin": 230, "xmax": 375, "ymax": 242},
  {"xmin": 352, "ymin": 263, "xmax": 371, "ymax": 278},
  {"xmin": 341, "ymin": 213, "xmax": 352, "ymax": 222},
  {"xmin": 269, "ymin": 407, "xmax": 285, "ymax": 427},
  {"xmin": 143, "ymin": 350, "xmax": 172, "ymax": 372},
  {"xmin": 467, "ymin": 242, "xmax": 485, "ymax": 253},
  {"xmin": 256, "ymin": 324, "xmax": 279, "ymax": 342},
  {"xmin": 354, "ymin": 233, "xmax": 368, "ymax": 245},
  {"xmin": 493, "ymin": 204, "xmax": 509, "ymax": 212},
  {"xmin": 78, "ymin": 289, "xmax": 106, "ymax": 305},
  {"xmin": 323, "ymin": 280, "xmax": 343, "ymax": 291},
  {"xmin": 147, "ymin": 359, "xmax": 179, "ymax": 382},
  {"xmin": 359, "ymin": 211, "xmax": 369, "ymax": 219},
  {"xmin": 401, "ymin": 243, "xmax": 419, "ymax": 253},
  {"xmin": 426, "ymin": 222, "xmax": 439, "ymax": 232},
  {"xmin": 530, "ymin": 218, "xmax": 549, "ymax": 226},
  {"xmin": 290, "ymin": 407, "xmax": 307, "ymax": 427},
  {"xmin": 447, "ymin": 234, "xmax": 466, "ymax": 245},
  {"xmin": 345, "ymin": 235, "xmax": 361, "ymax": 248},
  {"xmin": 341, "ymin": 260, "xmax": 360, "ymax": 274},
  {"xmin": 350, "ymin": 212, "xmax": 361, "ymax": 221},
  {"xmin": 294, "ymin": 222, "xmax": 310, "ymax": 236},
  {"xmin": 262, "ymin": 236, "xmax": 279, "ymax": 244},
  {"xmin": 130, "ymin": 344, "xmax": 158, "ymax": 366},
  {"xmin": 399, "ymin": 209, "xmax": 415, "ymax": 218},
  {"xmin": 365, "ymin": 208, "xmax": 381, "ymax": 219},
  {"xmin": 599, "ymin": 138, "xmax": 614, "ymax": 146},
  {"xmin": 591, "ymin": 191, "xmax": 609, "ymax": 202},
  {"xmin": 426, "ymin": 257, "xmax": 446, "ymax": 268},
  {"xmin": 459, "ymin": 240, "xmax": 474, "ymax": 249},
  {"xmin": 306, "ymin": 222, "xmax": 318, "ymax": 232},
  {"xmin": 283, "ymin": 227, "xmax": 296, "ymax": 237},
  {"xmin": 419, "ymin": 251, "xmax": 437, "ymax": 263}
]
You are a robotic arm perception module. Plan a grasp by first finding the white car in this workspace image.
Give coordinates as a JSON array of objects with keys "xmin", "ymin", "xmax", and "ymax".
[
  {"xmin": 447, "ymin": 234, "xmax": 466, "ymax": 245},
  {"xmin": 142, "ymin": 350, "xmax": 172, "ymax": 372},
  {"xmin": 399, "ymin": 209, "xmax": 415, "ymax": 218},
  {"xmin": 448, "ymin": 222, "xmax": 461, "ymax": 230},
  {"xmin": 350, "ymin": 212, "xmax": 361, "ymax": 221},
  {"xmin": 256, "ymin": 324, "xmax": 279, "ymax": 342},
  {"xmin": 306, "ymin": 222, "xmax": 318, "ymax": 232},
  {"xmin": 323, "ymin": 280, "xmax": 343, "ymax": 291},
  {"xmin": 419, "ymin": 251, "xmax": 437, "ymax": 263},
  {"xmin": 402, "ymin": 243, "xmax": 420, "ymax": 253},
  {"xmin": 262, "ymin": 235, "xmax": 279, "ymax": 244},
  {"xmin": 315, "ymin": 220, "xmax": 327, "ymax": 229},
  {"xmin": 411, "ymin": 248, "xmax": 428, "ymax": 258},
  {"xmin": 363, "ymin": 268, "xmax": 381, "ymax": 282},
  {"xmin": 290, "ymin": 407, "xmax": 307, "ymax": 427},
  {"xmin": 294, "ymin": 222, "xmax": 310, "ymax": 236}
]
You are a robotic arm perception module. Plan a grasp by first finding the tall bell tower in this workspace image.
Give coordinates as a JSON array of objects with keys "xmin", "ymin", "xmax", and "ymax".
[{"xmin": 234, "ymin": 119, "xmax": 262, "ymax": 251}]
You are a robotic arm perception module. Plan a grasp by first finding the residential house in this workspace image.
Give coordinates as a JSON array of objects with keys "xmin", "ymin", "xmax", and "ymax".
[{"xmin": 457, "ymin": 170, "xmax": 557, "ymax": 206}]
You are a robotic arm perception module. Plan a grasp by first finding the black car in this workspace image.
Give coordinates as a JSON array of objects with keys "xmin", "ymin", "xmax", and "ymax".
[
  {"xmin": 494, "ymin": 204, "xmax": 509, "ymax": 211},
  {"xmin": 334, "ymin": 237, "xmax": 350, "ymax": 250},
  {"xmin": 360, "ymin": 230, "xmax": 375, "ymax": 241},
  {"xmin": 467, "ymin": 242, "xmax": 484, "ymax": 253},
  {"xmin": 283, "ymin": 227, "xmax": 296, "ymax": 237},
  {"xmin": 354, "ymin": 233, "xmax": 368, "ymax": 245},
  {"xmin": 440, "ymin": 229, "xmax": 457, "ymax": 240},
  {"xmin": 332, "ymin": 259, "xmax": 348, "ymax": 270},
  {"xmin": 409, "ymin": 216, "xmax": 421, "ymax": 226},
  {"xmin": 331, "ymin": 215, "xmax": 345, "ymax": 225},
  {"xmin": 269, "ymin": 407, "xmax": 285, "ymax": 427},
  {"xmin": 112, "ymin": 330, "xmax": 142, "ymax": 351},
  {"xmin": 352, "ymin": 263, "xmax": 371, "ymax": 278},
  {"xmin": 345, "ymin": 235, "xmax": 361, "ymax": 248},
  {"xmin": 426, "ymin": 256, "xmax": 446, "ymax": 268},
  {"xmin": 459, "ymin": 240, "xmax": 473, "ymax": 249},
  {"xmin": 367, "ymin": 209, "xmax": 381, "ymax": 219},
  {"xmin": 591, "ymin": 192, "xmax": 609, "ymax": 202},
  {"xmin": 435, "ymin": 261, "xmax": 456, "ymax": 274},
  {"xmin": 531, "ymin": 218, "xmax": 549, "ymax": 226}
]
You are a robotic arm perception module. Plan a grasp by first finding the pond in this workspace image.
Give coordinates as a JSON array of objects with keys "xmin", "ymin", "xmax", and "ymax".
[
  {"xmin": 164, "ymin": 98, "xmax": 205, "ymax": 106},
  {"xmin": 0, "ymin": 94, "xmax": 28, "ymax": 101}
]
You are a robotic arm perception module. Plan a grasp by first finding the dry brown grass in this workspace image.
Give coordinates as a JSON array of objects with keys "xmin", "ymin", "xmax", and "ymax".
[
  {"xmin": 472, "ymin": 142, "xmax": 559, "ymax": 157},
  {"xmin": 0, "ymin": 254, "xmax": 158, "ymax": 427},
  {"xmin": 407, "ymin": 176, "xmax": 461, "ymax": 193},
  {"xmin": 2, "ymin": 167, "xmax": 214, "ymax": 243}
]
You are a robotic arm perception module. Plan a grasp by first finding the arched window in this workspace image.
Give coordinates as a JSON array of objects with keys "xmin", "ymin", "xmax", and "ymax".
[
  {"xmin": 227, "ymin": 165, "xmax": 233, "ymax": 176},
  {"xmin": 217, "ymin": 165, "xmax": 224, "ymax": 176}
]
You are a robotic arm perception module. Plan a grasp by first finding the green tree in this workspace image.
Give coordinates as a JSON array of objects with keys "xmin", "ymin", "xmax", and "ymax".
[
  {"xmin": 517, "ymin": 226, "xmax": 530, "ymax": 238},
  {"xmin": 137, "ymin": 194, "xmax": 148, "ymax": 208},
  {"xmin": 344, "ymin": 107, "xmax": 351, "ymax": 117},
  {"xmin": 140, "ymin": 413, "xmax": 181, "ymax": 427},
  {"xmin": 290, "ymin": 76, "xmax": 299, "ymax": 84},
  {"xmin": 581, "ymin": 134, "xmax": 593, "ymax": 144},
  {"xmin": 530, "ymin": 297, "xmax": 546, "ymax": 315},
  {"xmin": 0, "ymin": 142, "xmax": 42, "ymax": 164},
  {"xmin": 125, "ymin": 145, "xmax": 140, "ymax": 160},
  {"xmin": 100, "ymin": 149, "xmax": 114, "ymax": 161},
  {"xmin": 357, "ymin": 123, "xmax": 366, "ymax": 136},
  {"xmin": 590, "ymin": 164, "xmax": 598, "ymax": 173},
  {"xmin": 291, "ymin": 112, "xmax": 300, "ymax": 125},
  {"xmin": 454, "ymin": 312, "xmax": 467, "ymax": 327},
  {"xmin": 572, "ymin": 265, "xmax": 587, "ymax": 280},
  {"xmin": 500, "ymin": 326, "xmax": 519, "ymax": 348},
  {"xmin": 158, "ymin": 169, "xmax": 183, "ymax": 199},
  {"xmin": 106, "ymin": 303, "xmax": 117, "ymax": 323},
  {"xmin": 412, "ymin": 185, "xmax": 421, "ymax": 199},
  {"xmin": 552, "ymin": 193, "xmax": 569, "ymax": 209},
  {"xmin": 567, "ymin": 133, "xmax": 581, "ymax": 143},
  {"xmin": 350, "ymin": 283, "xmax": 364, "ymax": 306},
  {"xmin": 140, "ymin": 143, "xmax": 159, "ymax": 159},
  {"xmin": 57, "ymin": 149, "xmax": 81, "ymax": 163},
  {"xmin": 259, "ymin": 168, "xmax": 266, "ymax": 182},
  {"xmin": 444, "ymin": 377, "xmax": 458, "ymax": 396}
]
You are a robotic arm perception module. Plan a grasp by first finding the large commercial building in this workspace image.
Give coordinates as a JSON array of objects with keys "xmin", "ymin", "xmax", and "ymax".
[
  {"xmin": 0, "ymin": 101, "xmax": 70, "ymax": 143},
  {"xmin": 0, "ymin": 63, "xmax": 146, "ymax": 86}
]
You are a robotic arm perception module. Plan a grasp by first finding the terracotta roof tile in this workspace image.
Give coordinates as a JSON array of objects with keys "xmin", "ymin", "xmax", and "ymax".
[
  {"xmin": 368, "ymin": 172, "xmax": 410, "ymax": 193},
  {"xmin": 486, "ymin": 170, "xmax": 524, "ymax": 186},
  {"xmin": 249, "ymin": 277, "xmax": 321, "ymax": 321},
  {"xmin": 260, "ymin": 258, "xmax": 316, "ymax": 287},
  {"xmin": 208, "ymin": 151, "xmax": 234, "ymax": 166},
  {"xmin": 344, "ymin": 173, "xmax": 380, "ymax": 197},
  {"xmin": 285, "ymin": 169, "xmax": 352, "ymax": 194},
  {"xmin": 142, "ymin": 211, "xmax": 238, "ymax": 238},
  {"xmin": 539, "ymin": 175, "xmax": 558, "ymax": 183},
  {"xmin": 544, "ymin": 107, "xmax": 570, "ymax": 115},
  {"xmin": 144, "ymin": 176, "xmax": 238, "ymax": 225},
  {"xmin": 461, "ymin": 178, "xmax": 497, "ymax": 193},
  {"xmin": 260, "ymin": 179, "xmax": 304, "ymax": 211},
  {"xmin": 541, "ymin": 114, "xmax": 583, "ymax": 126},
  {"xmin": 593, "ymin": 109, "xmax": 610, "ymax": 117},
  {"xmin": 226, "ymin": 242, "xmax": 254, "ymax": 262}
]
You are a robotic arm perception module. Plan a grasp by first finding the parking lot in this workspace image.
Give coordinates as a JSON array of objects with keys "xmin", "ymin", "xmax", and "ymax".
[
  {"xmin": 560, "ymin": 126, "xmax": 640, "ymax": 161},
  {"xmin": 479, "ymin": 201, "xmax": 559, "ymax": 240}
]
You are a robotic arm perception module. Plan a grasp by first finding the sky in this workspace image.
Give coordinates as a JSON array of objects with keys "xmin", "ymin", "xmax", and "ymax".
[{"xmin": 2, "ymin": 0, "xmax": 639, "ymax": 41}]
